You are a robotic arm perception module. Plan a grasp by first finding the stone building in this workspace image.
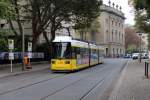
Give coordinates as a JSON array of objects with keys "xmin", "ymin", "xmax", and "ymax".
[
  {"xmin": 0, "ymin": 1, "xmax": 125, "ymax": 57},
  {"xmin": 97, "ymin": 3, "xmax": 125, "ymax": 57}
]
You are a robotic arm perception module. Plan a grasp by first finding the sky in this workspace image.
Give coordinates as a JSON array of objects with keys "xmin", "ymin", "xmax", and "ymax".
[{"xmin": 103, "ymin": 0, "xmax": 135, "ymax": 25}]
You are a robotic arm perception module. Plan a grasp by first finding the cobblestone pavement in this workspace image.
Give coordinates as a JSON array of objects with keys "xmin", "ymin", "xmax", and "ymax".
[{"xmin": 109, "ymin": 59, "xmax": 150, "ymax": 100}]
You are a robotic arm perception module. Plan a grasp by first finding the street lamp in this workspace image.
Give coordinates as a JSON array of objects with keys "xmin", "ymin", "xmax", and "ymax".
[
  {"xmin": 20, "ymin": 20, "xmax": 25, "ymax": 71},
  {"xmin": 20, "ymin": 18, "xmax": 31, "ymax": 70},
  {"xmin": 22, "ymin": 24, "xmax": 25, "ymax": 71}
]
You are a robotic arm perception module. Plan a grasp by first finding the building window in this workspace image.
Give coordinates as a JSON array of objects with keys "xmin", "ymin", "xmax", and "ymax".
[
  {"xmin": 119, "ymin": 32, "xmax": 121, "ymax": 43},
  {"xmin": 112, "ymin": 21, "xmax": 114, "ymax": 26},
  {"xmin": 115, "ymin": 22, "xmax": 117, "ymax": 26},
  {"xmin": 116, "ymin": 30, "xmax": 118, "ymax": 42},
  {"xmin": 122, "ymin": 34, "xmax": 124, "ymax": 43},
  {"xmin": 112, "ymin": 30, "xmax": 114, "ymax": 42},
  {"xmin": 106, "ymin": 30, "xmax": 109, "ymax": 41}
]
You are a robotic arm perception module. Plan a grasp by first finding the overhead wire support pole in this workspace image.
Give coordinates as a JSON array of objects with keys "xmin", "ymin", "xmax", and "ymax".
[{"xmin": 22, "ymin": 25, "xmax": 25, "ymax": 71}]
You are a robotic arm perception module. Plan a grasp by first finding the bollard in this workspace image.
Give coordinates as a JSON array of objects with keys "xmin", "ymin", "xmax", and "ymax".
[
  {"xmin": 145, "ymin": 62, "xmax": 149, "ymax": 78},
  {"xmin": 145, "ymin": 62, "xmax": 147, "ymax": 76},
  {"xmin": 147, "ymin": 63, "xmax": 149, "ymax": 78}
]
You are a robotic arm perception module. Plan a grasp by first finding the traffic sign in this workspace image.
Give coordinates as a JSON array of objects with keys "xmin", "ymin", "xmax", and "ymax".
[
  {"xmin": 8, "ymin": 39, "xmax": 14, "ymax": 50},
  {"xmin": 9, "ymin": 52, "xmax": 14, "ymax": 60},
  {"xmin": 28, "ymin": 42, "xmax": 32, "ymax": 52}
]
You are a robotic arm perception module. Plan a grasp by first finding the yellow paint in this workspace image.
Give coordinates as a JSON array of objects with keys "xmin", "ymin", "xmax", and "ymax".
[
  {"xmin": 51, "ymin": 59, "xmax": 101, "ymax": 71},
  {"xmin": 77, "ymin": 63, "xmax": 89, "ymax": 69},
  {"xmin": 51, "ymin": 59, "xmax": 77, "ymax": 71}
]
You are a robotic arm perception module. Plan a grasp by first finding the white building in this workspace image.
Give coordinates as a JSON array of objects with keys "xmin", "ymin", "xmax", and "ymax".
[{"xmin": 97, "ymin": 3, "xmax": 125, "ymax": 57}]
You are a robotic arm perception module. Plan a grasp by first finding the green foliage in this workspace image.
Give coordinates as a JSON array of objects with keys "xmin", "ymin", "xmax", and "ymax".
[
  {"xmin": 89, "ymin": 19, "xmax": 101, "ymax": 33},
  {"xmin": 126, "ymin": 44, "xmax": 136, "ymax": 53},
  {"xmin": 0, "ymin": 38, "xmax": 8, "ymax": 51},
  {"xmin": 0, "ymin": 0, "xmax": 12, "ymax": 19},
  {"xmin": 73, "ymin": 0, "xmax": 102, "ymax": 30},
  {"xmin": 133, "ymin": 0, "xmax": 150, "ymax": 49},
  {"xmin": 0, "ymin": 31, "xmax": 8, "ymax": 51}
]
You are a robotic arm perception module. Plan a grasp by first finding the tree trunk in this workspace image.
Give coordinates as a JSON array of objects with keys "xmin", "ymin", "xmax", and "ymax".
[
  {"xmin": 67, "ymin": 28, "xmax": 71, "ymax": 36},
  {"xmin": 43, "ymin": 31, "xmax": 51, "ymax": 51},
  {"xmin": 8, "ymin": 18, "xmax": 18, "ymax": 36},
  {"xmin": 32, "ymin": 33, "xmax": 39, "ymax": 51}
]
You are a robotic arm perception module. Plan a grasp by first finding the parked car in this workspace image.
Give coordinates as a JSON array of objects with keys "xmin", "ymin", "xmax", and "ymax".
[
  {"xmin": 124, "ymin": 54, "xmax": 131, "ymax": 58},
  {"xmin": 141, "ymin": 53, "xmax": 149, "ymax": 59},
  {"xmin": 132, "ymin": 53, "xmax": 140, "ymax": 59}
]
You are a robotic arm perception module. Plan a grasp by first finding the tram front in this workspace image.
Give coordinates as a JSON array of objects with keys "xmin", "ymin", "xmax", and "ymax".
[{"xmin": 51, "ymin": 42, "xmax": 76, "ymax": 71}]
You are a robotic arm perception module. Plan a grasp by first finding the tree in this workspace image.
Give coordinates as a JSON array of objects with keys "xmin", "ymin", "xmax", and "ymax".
[
  {"xmin": 127, "ymin": 44, "xmax": 136, "ymax": 53},
  {"xmin": 125, "ymin": 26, "xmax": 140, "ymax": 52},
  {"xmin": 25, "ymin": 0, "xmax": 102, "ymax": 50},
  {"xmin": 0, "ymin": 31, "xmax": 8, "ymax": 51},
  {"xmin": 0, "ymin": 0, "xmax": 9, "ymax": 18},
  {"xmin": 132, "ymin": 0, "xmax": 150, "ymax": 49},
  {"xmin": 8, "ymin": 0, "xmax": 25, "ymax": 36}
]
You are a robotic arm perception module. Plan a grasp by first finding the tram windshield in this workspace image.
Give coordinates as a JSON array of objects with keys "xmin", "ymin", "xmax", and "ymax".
[{"xmin": 52, "ymin": 42, "xmax": 71, "ymax": 59}]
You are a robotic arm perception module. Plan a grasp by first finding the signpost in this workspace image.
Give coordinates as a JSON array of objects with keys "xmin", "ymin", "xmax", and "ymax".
[
  {"xmin": 8, "ymin": 39, "xmax": 14, "ymax": 72},
  {"xmin": 28, "ymin": 42, "xmax": 32, "ymax": 68}
]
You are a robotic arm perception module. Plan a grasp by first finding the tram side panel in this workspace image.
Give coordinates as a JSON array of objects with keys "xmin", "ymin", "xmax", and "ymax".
[
  {"xmin": 75, "ymin": 47, "xmax": 90, "ymax": 70},
  {"xmin": 99, "ymin": 49, "xmax": 104, "ymax": 63},
  {"xmin": 90, "ymin": 48, "xmax": 99, "ymax": 66}
]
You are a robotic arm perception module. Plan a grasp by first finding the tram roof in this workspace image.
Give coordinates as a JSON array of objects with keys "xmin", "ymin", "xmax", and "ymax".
[{"xmin": 53, "ymin": 36, "xmax": 102, "ymax": 49}]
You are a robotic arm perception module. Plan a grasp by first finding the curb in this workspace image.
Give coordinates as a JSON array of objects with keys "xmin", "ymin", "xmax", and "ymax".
[
  {"xmin": 108, "ymin": 59, "xmax": 130, "ymax": 100},
  {"xmin": 0, "ymin": 66, "xmax": 50, "ymax": 79}
]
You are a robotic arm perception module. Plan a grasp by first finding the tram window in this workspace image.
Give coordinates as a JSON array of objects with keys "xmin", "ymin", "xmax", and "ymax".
[
  {"xmin": 72, "ymin": 47, "xmax": 77, "ymax": 59},
  {"xmin": 76, "ymin": 47, "xmax": 80, "ymax": 54},
  {"xmin": 71, "ymin": 47, "xmax": 89, "ymax": 59},
  {"xmin": 52, "ymin": 42, "xmax": 71, "ymax": 59},
  {"xmin": 91, "ymin": 49, "xmax": 98, "ymax": 59},
  {"xmin": 63, "ymin": 43, "xmax": 71, "ymax": 58}
]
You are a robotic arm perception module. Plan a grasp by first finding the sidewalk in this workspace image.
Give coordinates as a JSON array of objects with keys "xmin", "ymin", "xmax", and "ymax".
[
  {"xmin": 109, "ymin": 59, "xmax": 150, "ymax": 100},
  {"xmin": 0, "ymin": 61, "xmax": 50, "ymax": 79}
]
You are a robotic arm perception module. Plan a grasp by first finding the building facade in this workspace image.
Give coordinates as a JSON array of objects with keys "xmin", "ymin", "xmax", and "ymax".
[
  {"xmin": 0, "ymin": 2, "xmax": 126, "ymax": 57},
  {"xmin": 139, "ymin": 33, "xmax": 148, "ymax": 52},
  {"xmin": 97, "ymin": 4, "xmax": 125, "ymax": 57}
]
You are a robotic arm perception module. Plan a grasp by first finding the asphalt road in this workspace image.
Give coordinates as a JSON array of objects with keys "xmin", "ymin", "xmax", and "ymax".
[{"xmin": 0, "ymin": 58, "xmax": 128, "ymax": 100}]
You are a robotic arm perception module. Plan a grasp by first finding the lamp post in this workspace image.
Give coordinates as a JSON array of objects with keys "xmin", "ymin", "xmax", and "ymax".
[
  {"xmin": 22, "ymin": 24, "xmax": 25, "ymax": 71},
  {"xmin": 19, "ymin": 20, "xmax": 26, "ymax": 71}
]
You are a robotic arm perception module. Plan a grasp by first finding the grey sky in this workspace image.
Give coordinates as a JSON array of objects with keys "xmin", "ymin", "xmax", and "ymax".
[{"xmin": 103, "ymin": 0, "xmax": 135, "ymax": 25}]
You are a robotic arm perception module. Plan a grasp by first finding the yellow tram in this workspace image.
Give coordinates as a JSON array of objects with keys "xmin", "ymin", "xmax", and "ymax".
[{"xmin": 51, "ymin": 36, "xmax": 104, "ymax": 72}]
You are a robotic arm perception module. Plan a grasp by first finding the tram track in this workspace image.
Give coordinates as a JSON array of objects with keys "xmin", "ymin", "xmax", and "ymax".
[
  {"xmin": 0, "ymin": 59, "xmax": 128, "ymax": 100},
  {"xmin": 0, "ymin": 64, "xmax": 105, "ymax": 96},
  {"xmin": 0, "ymin": 73, "xmax": 67, "ymax": 96},
  {"xmin": 40, "ymin": 60, "xmax": 128, "ymax": 100},
  {"xmin": 79, "ymin": 60, "xmax": 128, "ymax": 100},
  {"xmin": 40, "ymin": 64, "xmax": 111, "ymax": 100}
]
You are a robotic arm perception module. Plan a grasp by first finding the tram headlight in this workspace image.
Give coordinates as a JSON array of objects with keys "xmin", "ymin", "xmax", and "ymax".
[{"xmin": 51, "ymin": 61, "xmax": 56, "ymax": 64}]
